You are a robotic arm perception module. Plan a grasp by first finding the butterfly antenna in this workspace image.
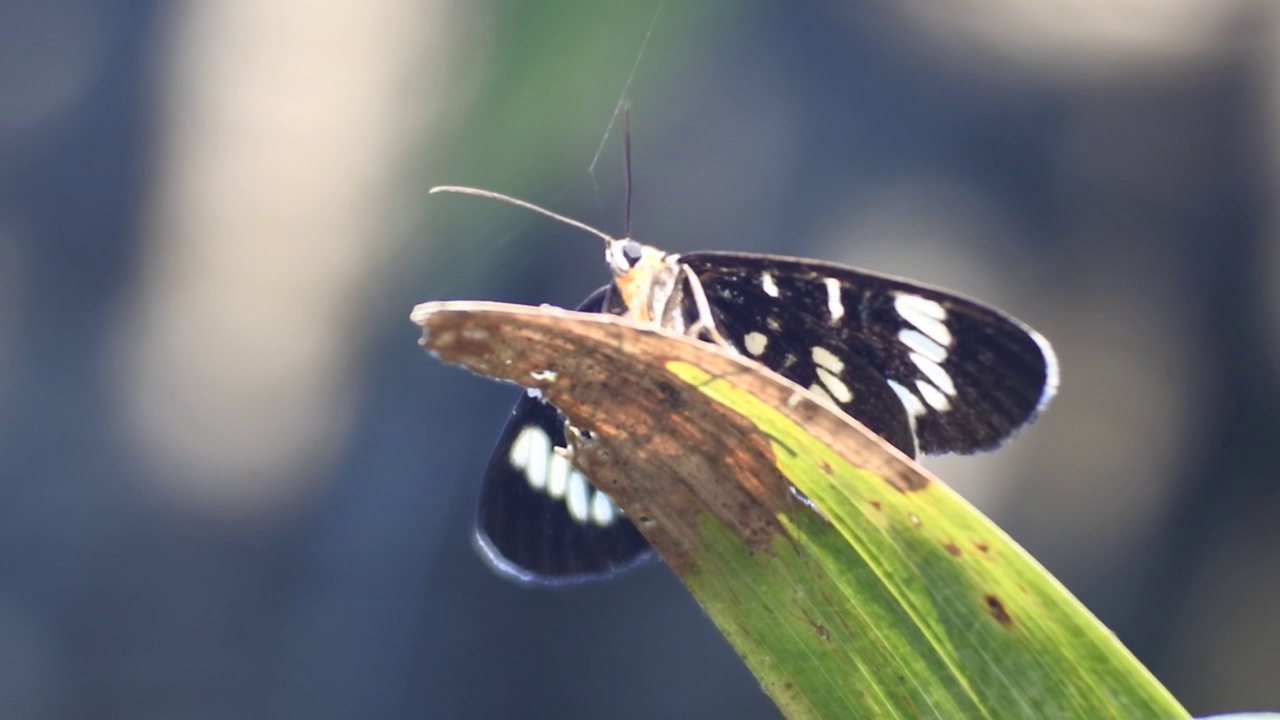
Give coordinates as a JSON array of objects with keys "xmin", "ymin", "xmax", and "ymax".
[
  {"xmin": 622, "ymin": 102, "xmax": 633, "ymax": 240},
  {"xmin": 429, "ymin": 186, "xmax": 616, "ymax": 249}
]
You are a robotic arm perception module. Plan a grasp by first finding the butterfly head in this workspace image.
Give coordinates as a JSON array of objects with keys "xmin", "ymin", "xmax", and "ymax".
[
  {"xmin": 426, "ymin": 185, "xmax": 686, "ymax": 327},
  {"xmin": 606, "ymin": 237, "xmax": 682, "ymax": 323}
]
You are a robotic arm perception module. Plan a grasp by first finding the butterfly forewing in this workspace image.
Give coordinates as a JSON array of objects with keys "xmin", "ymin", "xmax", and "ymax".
[
  {"xmin": 682, "ymin": 252, "xmax": 1056, "ymax": 457},
  {"xmin": 477, "ymin": 249, "xmax": 1056, "ymax": 585},
  {"xmin": 476, "ymin": 287, "xmax": 654, "ymax": 585}
]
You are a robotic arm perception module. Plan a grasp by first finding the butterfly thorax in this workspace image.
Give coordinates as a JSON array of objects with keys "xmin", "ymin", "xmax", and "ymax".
[{"xmin": 607, "ymin": 238, "xmax": 689, "ymax": 333}]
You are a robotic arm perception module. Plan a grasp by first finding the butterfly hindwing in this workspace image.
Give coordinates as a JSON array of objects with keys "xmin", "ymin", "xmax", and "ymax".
[
  {"xmin": 682, "ymin": 252, "xmax": 1057, "ymax": 458},
  {"xmin": 475, "ymin": 287, "xmax": 654, "ymax": 585}
]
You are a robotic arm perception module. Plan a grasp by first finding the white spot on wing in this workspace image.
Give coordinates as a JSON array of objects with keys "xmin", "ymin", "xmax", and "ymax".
[
  {"xmin": 761, "ymin": 272, "xmax": 780, "ymax": 298},
  {"xmin": 808, "ymin": 382, "xmax": 834, "ymax": 403},
  {"xmin": 815, "ymin": 367, "xmax": 853, "ymax": 404},
  {"xmin": 509, "ymin": 425, "xmax": 534, "ymax": 469},
  {"xmin": 1029, "ymin": 327, "xmax": 1060, "ymax": 415},
  {"xmin": 886, "ymin": 379, "xmax": 923, "ymax": 456},
  {"xmin": 744, "ymin": 331, "xmax": 769, "ymax": 356},
  {"xmin": 910, "ymin": 352, "xmax": 957, "ymax": 397},
  {"xmin": 510, "ymin": 425, "xmax": 551, "ymax": 490},
  {"xmin": 887, "ymin": 378, "xmax": 927, "ymax": 419},
  {"xmin": 895, "ymin": 293, "xmax": 952, "ymax": 347},
  {"xmin": 897, "ymin": 328, "xmax": 947, "ymax": 364},
  {"xmin": 916, "ymin": 379, "xmax": 951, "ymax": 411},
  {"xmin": 811, "ymin": 346, "xmax": 844, "ymax": 375},
  {"xmin": 590, "ymin": 490, "xmax": 617, "ymax": 526},
  {"xmin": 823, "ymin": 277, "xmax": 844, "ymax": 323},
  {"xmin": 547, "ymin": 453, "xmax": 572, "ymax": 497},
  {"xmin": 566, "ymin": 471, "xmax": 590, "ymax": 522},
  {"xmin": 896, "ymin": 292, "xmax": 946, "ymax": 319}
]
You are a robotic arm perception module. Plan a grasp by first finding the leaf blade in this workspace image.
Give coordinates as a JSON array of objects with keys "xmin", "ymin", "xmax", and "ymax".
[{"xmin": 413, "ymin": 300, "xmax": 1187, "ymax": 719}]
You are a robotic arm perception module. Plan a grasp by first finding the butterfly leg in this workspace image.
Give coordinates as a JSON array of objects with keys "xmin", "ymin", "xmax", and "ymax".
[
  {"xmin": 681, "ymin": 265, "xmax": 734, "ymax": 349},
  {"xmin": 562, "ymin": 419, "xmax": 594, "ymax": 459}
]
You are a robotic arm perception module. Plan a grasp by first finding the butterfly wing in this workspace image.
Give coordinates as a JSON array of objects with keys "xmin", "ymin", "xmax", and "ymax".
[
  {"xmin": 476, "ymin": 252, "xmax": 1057, "ymax": 583},
  {"xmin": 682, "ymin": 252, "xmax": 1057, "ymax": 458},
  {"xmin": 475, "ymin": 286, "xmax": 654, "ymax": 585}
]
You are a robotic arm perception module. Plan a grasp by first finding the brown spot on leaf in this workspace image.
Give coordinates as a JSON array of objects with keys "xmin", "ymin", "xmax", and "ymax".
[
  {"xmin": 868, "ymin": 499, "xmax": 882, "ymax": 511},
  {"xmin": 819, "ymin": 589, "xmax": 857, "ymax": 638},
  {"xmin": 656, "ymin": 380, "xmax": 682, "ymax": 409},
  {"xmin": 820, "ymin": 460, "xmax": 833, "ymax": 475},
  {"xmin": 984, "ymin": 594, "xmax": 1013, "ymax": 627},
  {"xmin": 943, "ymin": 541, "xmax": 962, "ymax": 557},
  {"xmin": 973, "ymin": 541, "xmax": 990, "ymax": 554},
  {"xmin": 792, "ymin": 607, "xmax": 831, "ymax": 642}
]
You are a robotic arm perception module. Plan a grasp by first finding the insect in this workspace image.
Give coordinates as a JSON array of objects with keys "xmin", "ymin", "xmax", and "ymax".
[{"xmin": 432, "ymin": 178, "xmax": 1057, "ymax": 586}]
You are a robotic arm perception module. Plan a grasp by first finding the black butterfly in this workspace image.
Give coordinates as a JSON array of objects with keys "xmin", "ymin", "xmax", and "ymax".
[{"xmin": 434, "ymin": 186, "xmax": 1058, "ymax": 586}]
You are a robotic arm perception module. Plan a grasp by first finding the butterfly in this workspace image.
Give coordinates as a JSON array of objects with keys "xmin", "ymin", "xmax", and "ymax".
[{"xmin": 431, "ymin": 185, "xmax": 1058, "ymax": 586}]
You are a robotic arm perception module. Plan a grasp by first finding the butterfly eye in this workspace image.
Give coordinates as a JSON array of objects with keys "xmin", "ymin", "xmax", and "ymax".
[{"xmin": 622, "ymin": 241, "xmax": 643, "ymax": 267}]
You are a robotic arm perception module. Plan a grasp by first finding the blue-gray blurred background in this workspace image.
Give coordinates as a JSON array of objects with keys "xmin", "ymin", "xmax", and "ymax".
[{"xmin": 3, "ymin": 1, "xmax": 1279, "ymax": 717}]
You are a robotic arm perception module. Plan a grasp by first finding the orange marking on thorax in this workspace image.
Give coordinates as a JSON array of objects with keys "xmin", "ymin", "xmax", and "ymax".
[{"xmin": 614, "ymin": 251, "xmax": 667, "ymax": 323}]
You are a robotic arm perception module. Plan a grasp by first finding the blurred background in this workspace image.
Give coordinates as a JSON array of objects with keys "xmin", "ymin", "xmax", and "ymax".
[{"xmin": 2, "ymin": 0, "xmax": 1278, "ymax": 717}]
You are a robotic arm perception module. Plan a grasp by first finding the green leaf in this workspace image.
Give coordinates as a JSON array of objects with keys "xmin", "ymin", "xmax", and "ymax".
[{"xmin": 412, "ymin": 299, "xmax": 1188, "ymax": 719}]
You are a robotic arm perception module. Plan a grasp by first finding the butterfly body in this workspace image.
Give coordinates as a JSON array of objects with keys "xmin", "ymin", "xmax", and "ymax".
[{"xmin": 473, "ymin": 233, "xmax": 1058, "ymax": 585}]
